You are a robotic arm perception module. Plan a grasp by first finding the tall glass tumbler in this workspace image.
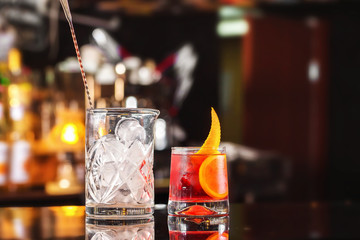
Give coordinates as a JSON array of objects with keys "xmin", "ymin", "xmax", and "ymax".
[{"xmin": 85, "ymin": 108, "xmax": 159, "ymax": 218}]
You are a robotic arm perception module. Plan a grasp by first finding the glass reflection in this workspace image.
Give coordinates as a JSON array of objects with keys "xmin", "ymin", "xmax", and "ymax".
[
  {"xmin": 168, "ymin": 216, "xmax": 229, "ymax": 240},
  {"xmin": 50, "ymin": 206, "xmax": 85, "ymax": 238},
  {"xmin": 0, "ymin": 208, "xmax": 36, "ymax": 239},
  {"xmin": 0, "ymin": 206, "xmax": 85, "ymax": 239},
  {"xmin": 86, "ymin": 218, "xmax": 154, "ymax": 240}
]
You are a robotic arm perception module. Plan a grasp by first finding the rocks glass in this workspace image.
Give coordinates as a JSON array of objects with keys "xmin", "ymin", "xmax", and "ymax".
[{"xmin": 168, "ymin": 147, "xmax": 229, "ymax": 216}]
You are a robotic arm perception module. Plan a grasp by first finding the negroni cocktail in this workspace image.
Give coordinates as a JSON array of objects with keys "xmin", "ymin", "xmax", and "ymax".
[{"xmin": 168, "ymin": 108, "xmax": 229, "ymax": 216}]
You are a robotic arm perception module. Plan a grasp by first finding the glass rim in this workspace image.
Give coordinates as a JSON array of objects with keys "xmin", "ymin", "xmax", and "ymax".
[
  {"xmin": 86, "ymin": 107, "xmax": 160, "ymax": 116},
  {"xmin": 171, "ymin": 146, "xmax": 226, "ymax": 154}
]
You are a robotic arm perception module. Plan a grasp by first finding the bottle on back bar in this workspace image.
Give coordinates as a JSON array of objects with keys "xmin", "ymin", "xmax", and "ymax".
[
  {"xmin": 7, "ymin": 48, "xmax": 34, "ymax": 192},
  {"xmin": 0, "ymin": 62, "xmax": 10, "ymax": 192}
]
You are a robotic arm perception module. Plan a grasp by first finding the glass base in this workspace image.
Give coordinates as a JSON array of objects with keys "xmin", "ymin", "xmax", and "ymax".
[
  {"xmin": 168, "ymin": 215, "xmax": 229, "ymax": 231},
  {"xmin": 167, "ymin": 200, "xmax": 229, "ymax": 216},
  {"xmin": 86, "ymin": 216, "xmax": 154, "ymax": 226},
  {"xmin": 86, "ymin": 204, "xmax": 153, "ymax": 219}
]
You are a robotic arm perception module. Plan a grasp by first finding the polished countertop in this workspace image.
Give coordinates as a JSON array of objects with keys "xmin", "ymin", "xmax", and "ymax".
[{"xmin": 1, "ymin": 202, "xmax": 360, "ymax": 239}]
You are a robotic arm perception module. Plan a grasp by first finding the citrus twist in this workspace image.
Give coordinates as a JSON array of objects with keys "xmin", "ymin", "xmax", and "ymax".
[{"xmin": 196, "ymin": 108, "xmax": 228, "ymax": 199}]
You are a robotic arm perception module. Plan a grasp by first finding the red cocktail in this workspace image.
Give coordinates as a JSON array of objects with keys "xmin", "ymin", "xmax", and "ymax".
[{"xmin": 168, "ymin": 147, "xmax": 229, "ymax": 216}]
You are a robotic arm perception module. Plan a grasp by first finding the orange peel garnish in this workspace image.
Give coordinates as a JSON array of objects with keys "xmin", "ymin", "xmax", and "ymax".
[
  {"xmin": 196, "ymin": 108, "xmax": 228, "ymax": 199},
  {"xmin": 196, "ymin": 107, "xmax": 221, "ymax": 155}
]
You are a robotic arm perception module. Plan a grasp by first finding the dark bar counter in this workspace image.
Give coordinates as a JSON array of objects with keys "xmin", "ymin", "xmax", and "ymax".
[{"xmin": 1, "ymin": 202, "xmax": 360, "ymax": 239}]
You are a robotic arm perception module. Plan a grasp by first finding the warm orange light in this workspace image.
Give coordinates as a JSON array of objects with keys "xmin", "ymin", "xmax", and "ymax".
[
  {"xmin": 61, "ymin": 123, "xmax": 79, "ymax": 144},
  {"xmin": 8, "ymin": 48, "xmax": 22, "ymax": 75},
  {"xmin": 60, "ymin": 206, "xmax": 83, "ymax": 217},
  {"xmin": 98, "ymin": 125, "xmax": 106, "ymax": 137},
  {"xmin": 0, "ymin": 163, "xmax": 6, "ymax": 174}
]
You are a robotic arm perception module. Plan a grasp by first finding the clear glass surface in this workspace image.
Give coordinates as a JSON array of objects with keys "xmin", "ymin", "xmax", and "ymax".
[
  {"xmin": 168, "ymin": 147, "xmax": 229, "ymax": 216},
  {"xmin": 85, "ymin": 108, "xmax": 159, "ymax": 218}
]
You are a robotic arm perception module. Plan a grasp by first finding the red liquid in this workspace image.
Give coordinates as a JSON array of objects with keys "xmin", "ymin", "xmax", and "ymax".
[
  {"xmin": 169, "ymin": 231, "xmax": 229, "ymax": 240},
  {"xmin": 169, "ymin": 153, "xmax": 227, "ymax": 202}
]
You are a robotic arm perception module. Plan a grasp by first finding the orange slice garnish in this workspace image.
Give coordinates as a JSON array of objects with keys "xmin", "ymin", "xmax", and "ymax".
[
  {"xmin": 199, "ymin": 155, "xmax": 228, "ymax": 199},
  {"xmin": 206, "ymin": 232, "xmax": 229, "ymax": 240},
  {"xmin": 196, "ymin": 107, "xmax": 221, "ymax": 155}
]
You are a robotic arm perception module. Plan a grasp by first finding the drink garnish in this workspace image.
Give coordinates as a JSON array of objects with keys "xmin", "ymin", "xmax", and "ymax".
[
  {"xmin": 197, "ymin": 108, "xmax": 228, "ymax": 199},
  {"xmin": 199, "ymin": 155, "xmax": 228, "ymax": 199},
  {"xmin": 196, "ymin": 107, "xmax": 220, "ymax": 155}
]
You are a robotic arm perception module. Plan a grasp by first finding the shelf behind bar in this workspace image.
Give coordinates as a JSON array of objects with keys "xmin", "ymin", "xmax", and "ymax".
[{"xmin": 0, "ymin": 190, "xmax": 85, "ymax": 207}]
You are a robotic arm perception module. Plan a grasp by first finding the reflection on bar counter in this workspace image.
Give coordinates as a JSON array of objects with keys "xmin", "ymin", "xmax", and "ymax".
[
  {"xmin": 0, "ymin": 206, "xmax": 85, "ymax": 239},
  {"xmin": 168, "ymin": 215, "xmax": 229, "ymax": 240},
  {"xmin": 86, "ymin": 218, "xmax": 154, "ymax": 239}
]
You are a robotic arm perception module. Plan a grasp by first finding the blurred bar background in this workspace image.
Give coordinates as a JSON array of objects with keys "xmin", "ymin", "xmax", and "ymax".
[{"xmin": 0, "ymin": 0, "xmax": 360, "ymax": 206}]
